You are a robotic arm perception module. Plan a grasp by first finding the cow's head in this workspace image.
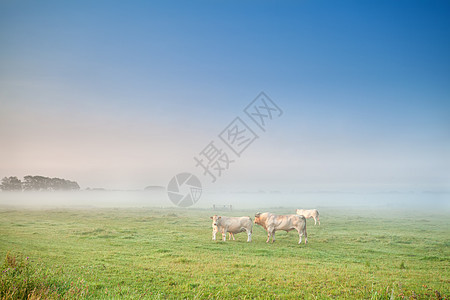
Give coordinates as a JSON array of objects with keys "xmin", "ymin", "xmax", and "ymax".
[
  {"xmin": 254, "ymin": 212, "xmax": 262, "ymax": 225},
  {"xmin": 210, "ymin": 215, "xmax": 221, "ymax": 227}
]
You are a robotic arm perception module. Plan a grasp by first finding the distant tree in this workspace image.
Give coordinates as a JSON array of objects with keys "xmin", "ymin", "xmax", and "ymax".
[
  {"xmin": 50, "ymin": 177, "xmax": 80, "ymax": 190},
  {"xmin": 22, "ymin": 175, "xmax": 80, "ymax": 191},
  {"xmin": 0, "ymin": 176, "xmax": 23, "ymax": 191},
  {"xmin": 23, "ymin": 175, "xmax": 49, "ymax": 191},
  {"xmin": 67, "ymin": 180, "xmax": 80, "ymax": 190}
]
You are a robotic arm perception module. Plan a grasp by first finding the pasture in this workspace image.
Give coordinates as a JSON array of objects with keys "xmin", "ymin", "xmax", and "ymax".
[{"xmin": 0, "ymin": 207, "xmax": 449, "ymax": 299}]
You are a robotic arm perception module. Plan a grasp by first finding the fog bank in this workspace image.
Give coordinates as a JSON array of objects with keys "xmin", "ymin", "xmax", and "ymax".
[{"xmin": 0, "ymin": 191, "xmax": 448, "ymax": 211}]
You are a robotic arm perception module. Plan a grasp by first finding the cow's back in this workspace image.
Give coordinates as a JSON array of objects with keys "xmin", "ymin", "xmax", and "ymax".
[
  {"xmin": 268, "ymin": 214, "xmax": 305, "ymax": 231},
  {"xmin": 220, "ymin": 216, "xmax": 252, "ymax": 233},
  {"xmin": 296, "ymin": 209, "xmax": 318, "ymax": 218}
]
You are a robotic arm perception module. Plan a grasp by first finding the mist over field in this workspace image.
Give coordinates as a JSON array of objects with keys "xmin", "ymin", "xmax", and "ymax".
[{"xmin": 0, "ymin": 190, "xmax": 448, "ymax": 211}]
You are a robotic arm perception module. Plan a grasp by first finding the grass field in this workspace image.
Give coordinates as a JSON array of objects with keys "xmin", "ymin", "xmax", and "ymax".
[{"xmin": 0, "ymin": 206, "xmax": 449, "ymax": 299}]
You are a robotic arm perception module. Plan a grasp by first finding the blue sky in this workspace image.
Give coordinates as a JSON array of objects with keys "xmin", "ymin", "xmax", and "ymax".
[{"xmin": 0, "ymin": 0, "xmax": 449, "ymax": 191}]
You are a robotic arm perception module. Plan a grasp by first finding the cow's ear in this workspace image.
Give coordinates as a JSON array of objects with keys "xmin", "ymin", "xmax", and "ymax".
[
  {"xmin": 218, "ymin": 216, "xmax": 221, "ymax": 219},
  {"xmin": 255, "ymin": 212, "xmax": 261, "ymax": 217},
  {"xmin": 210, "ymin": 216, "xmax": 213, "ymax": 219}
]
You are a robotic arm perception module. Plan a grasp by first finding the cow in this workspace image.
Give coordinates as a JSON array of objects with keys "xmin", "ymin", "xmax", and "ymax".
[
  {"xmin": 210, "ymin": 215, "xmax": 253, "ymax": 242},
  {"xmin": 254, "ymin": 212, "xmax": 307, "ymax": 244},
  {"xmin": 296, "ymin": 209, "xmax": 320, "ymax": 225}
]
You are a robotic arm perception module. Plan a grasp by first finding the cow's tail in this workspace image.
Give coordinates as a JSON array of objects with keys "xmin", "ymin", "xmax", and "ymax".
[{"xmin": 303, "ymin": 220, "xmax": 307, "ymax": 242}]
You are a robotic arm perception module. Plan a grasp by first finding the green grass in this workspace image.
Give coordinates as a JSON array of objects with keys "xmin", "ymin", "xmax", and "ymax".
[{"xmin": 0, "ymin": 207, "xmax": 449, "ymax": 299}]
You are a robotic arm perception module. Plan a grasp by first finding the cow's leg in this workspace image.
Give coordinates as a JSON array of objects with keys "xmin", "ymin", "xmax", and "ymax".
[
  {"xmin": 247, "ymin": 229, "xmax": 251, "ymax": 242},
  {"xmin": 212, "ymin": 229, "xmax": 217, "ymax": 241},
  {"xmin": 266, "ymin": 227, "xmax": 275, "ymax": 243},
  {"xmin": 268, "ymin": 228, "xmax": 275, "ymax": 243},
  {"xmin": 266, "ymin": 230, "xmax": 271, "ymax": 243},
  {"xmin": 297, "ymin": 228, "xmax": 302, "ymax": 244},
  {"xmin": 317, "ymin": 216, "xmax": 320, "ymax": 226},
  {"xmin": 313, "ymin": 217, "xmax": 317, "ymax": 225},
  {"xmin": 304, "ymin": 226, "xmax": 308, "ymax": 244},
  {"xmin": 229, "ymin": 232, "xmax": 235, "ymax": 240},
  {"xmin": 222, "ymin": 229, "xmax": 227, "ymax": 242}
]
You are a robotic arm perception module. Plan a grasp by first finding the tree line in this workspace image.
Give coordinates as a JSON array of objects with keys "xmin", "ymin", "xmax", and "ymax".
[{"xmin": 0, "ymin": 176, "xmax": 80, "ymax": 191}]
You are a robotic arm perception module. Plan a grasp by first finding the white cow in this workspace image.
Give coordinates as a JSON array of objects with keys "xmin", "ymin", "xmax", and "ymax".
[
  {"xmin": 254, "ymin": 212, "xmax": 307, "ymax": 244},
  {"xmin": 296, "ymin": 209, "xmax": 320, "ymax": 225},
  {"xmin": 210, "ymin": 215, "xmax": 253, "ymax": 242}
]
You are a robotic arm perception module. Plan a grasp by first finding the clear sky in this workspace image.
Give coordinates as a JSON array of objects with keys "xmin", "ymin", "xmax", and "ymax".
[{"xmin": 1, "ymin": 0, "xmax": 449, "ymax": 192}]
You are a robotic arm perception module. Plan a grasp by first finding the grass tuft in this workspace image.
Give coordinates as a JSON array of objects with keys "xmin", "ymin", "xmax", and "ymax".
[{"xmin": 0, "ymin": 252, "xmax": 88, "ymax": 299}]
